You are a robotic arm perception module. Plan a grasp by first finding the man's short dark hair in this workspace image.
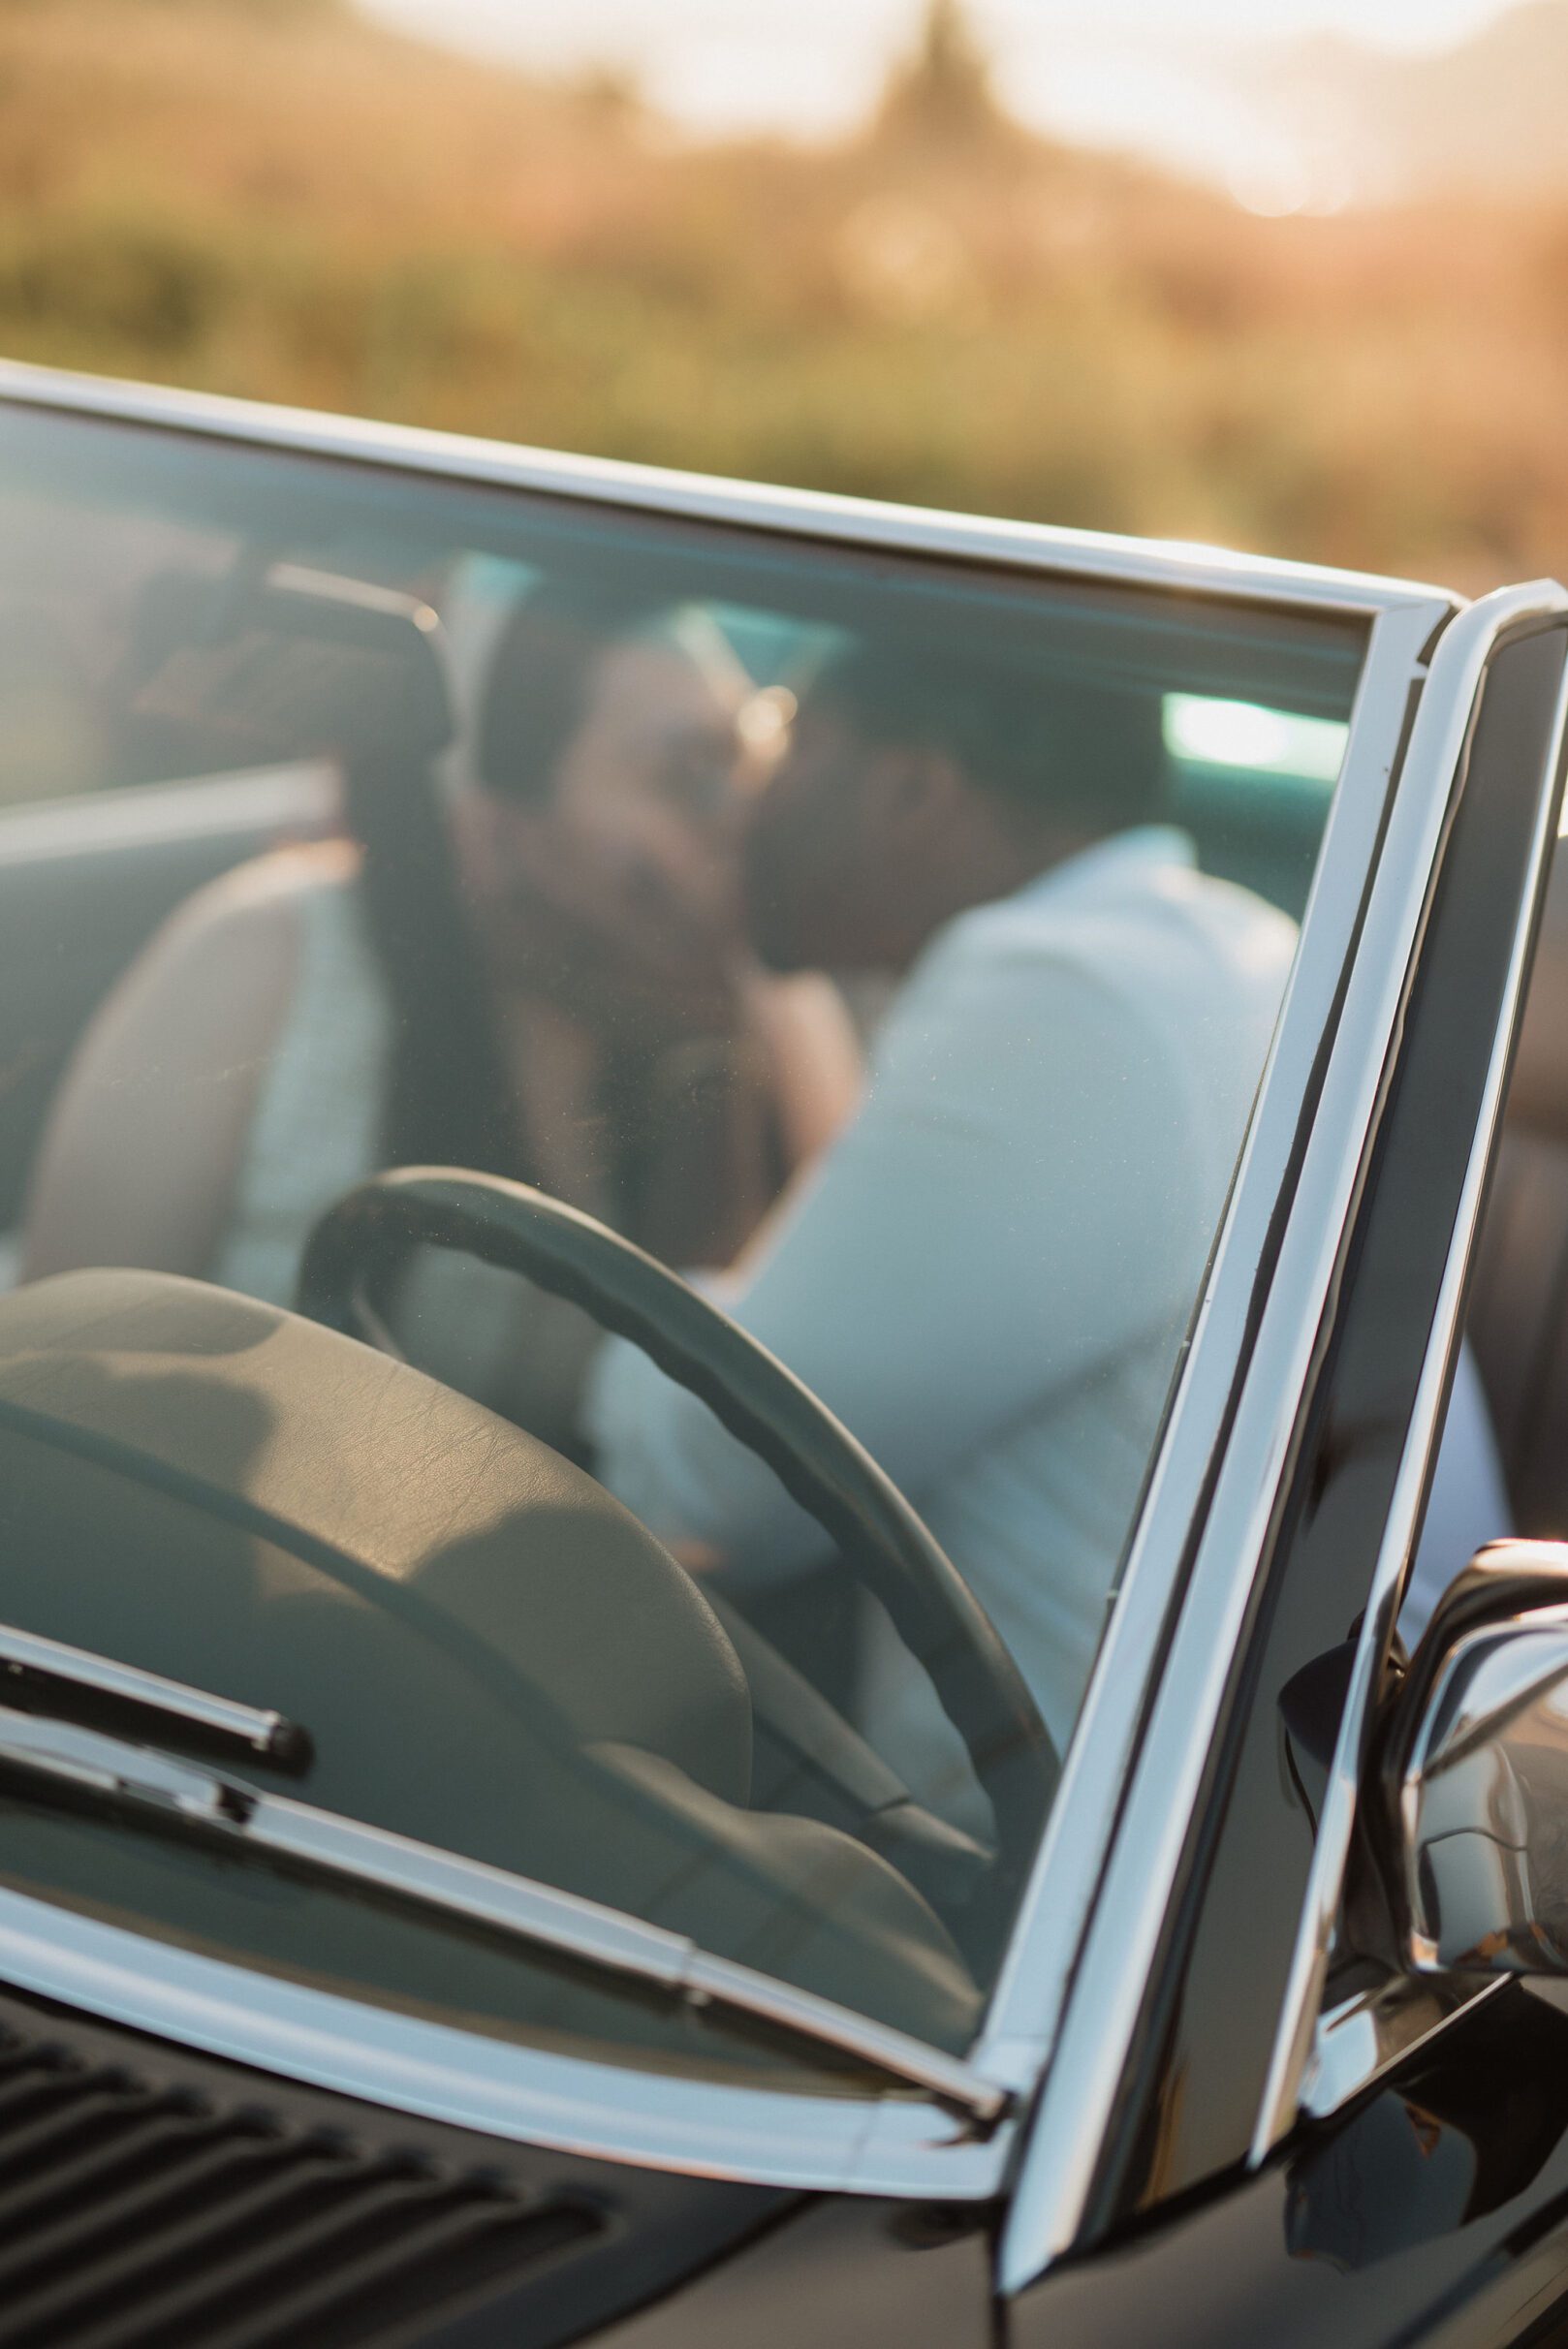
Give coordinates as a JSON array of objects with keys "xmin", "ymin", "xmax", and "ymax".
[{"xmin": 813, "ymin": 633, "xmax": 1169, "ymax": 833}]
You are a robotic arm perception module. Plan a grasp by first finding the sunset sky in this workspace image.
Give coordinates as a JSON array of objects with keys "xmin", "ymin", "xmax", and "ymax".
[
  {"xmin": 358, "ymin": 0, "xmax": 1521, "ymax": 204},
  {"xmin": 362, "ymin": 1, "xmax": 1512, "ymax": 131}
]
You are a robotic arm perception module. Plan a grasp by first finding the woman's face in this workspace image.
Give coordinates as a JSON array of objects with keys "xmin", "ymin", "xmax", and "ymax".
[
  {"xmin": 454, "ymin": 626, "xmax": 755, "ymax": 996},
  {"xmin": 547, "ymin": 633, "xmax": 747, "ymax": 852}
]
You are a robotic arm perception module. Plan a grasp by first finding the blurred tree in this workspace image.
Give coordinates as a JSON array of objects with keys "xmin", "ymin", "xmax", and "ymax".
[
  {"xmin": 874, "ymin": 0, "xmax": 1015, "ymax": 154},
  {"xmin": 571, "ymin": 63, "xmax": 648, "ymax": 135}
]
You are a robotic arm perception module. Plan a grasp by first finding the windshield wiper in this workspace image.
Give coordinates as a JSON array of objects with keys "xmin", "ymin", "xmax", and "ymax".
[
  {"xmin": 0, "ymin": 1619, "xmax": 311, "ymax": 1772},
  {"xmin": 0, "ymin": 1701, "xmax": 1008, "ymax": 2125}
]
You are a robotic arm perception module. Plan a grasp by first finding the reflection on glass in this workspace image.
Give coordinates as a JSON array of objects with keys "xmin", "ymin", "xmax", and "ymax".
[{"xmin": 1164, "ymin": 692, "xmax": 1348, "ymax": 784}]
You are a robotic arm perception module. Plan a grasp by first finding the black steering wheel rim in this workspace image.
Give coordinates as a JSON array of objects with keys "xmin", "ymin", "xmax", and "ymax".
[{"xmin": 298, "ymin": 1167, "xmax": 1058, "ymax": 1889}]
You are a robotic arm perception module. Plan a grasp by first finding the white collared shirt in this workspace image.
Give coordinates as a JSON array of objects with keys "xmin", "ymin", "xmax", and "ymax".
[{"xmin": 586, "ymin": 826, "xmax": 1304, "ymax": 1774}]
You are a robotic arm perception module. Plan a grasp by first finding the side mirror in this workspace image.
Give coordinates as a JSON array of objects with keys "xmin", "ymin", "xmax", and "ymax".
[{"xmin": 1382, "ymin": 1540, "xmax": 1568, "ymax": 1975}]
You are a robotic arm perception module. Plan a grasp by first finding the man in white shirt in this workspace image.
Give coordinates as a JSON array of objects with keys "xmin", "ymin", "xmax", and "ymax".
[{"xmin": 582, "ymin": 639, "xmax": 1301, "ymax": 1800}]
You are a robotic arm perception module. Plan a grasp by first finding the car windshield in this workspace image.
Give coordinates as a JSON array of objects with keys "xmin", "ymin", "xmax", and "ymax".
[{"xmin": 0, "ymin": 398, "xmax": 1368, "ymax": 2090}]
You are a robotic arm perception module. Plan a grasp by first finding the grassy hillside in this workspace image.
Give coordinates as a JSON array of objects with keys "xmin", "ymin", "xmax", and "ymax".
[{"xmin": 1, "ymin": 0, "xmax": 1564, "ymax": 590}]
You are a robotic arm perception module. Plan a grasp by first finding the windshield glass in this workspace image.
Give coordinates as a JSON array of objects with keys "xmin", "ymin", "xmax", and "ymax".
[{"xmin": 0, "ymin": 399, "xmax": 1368, "ymax": 2085}]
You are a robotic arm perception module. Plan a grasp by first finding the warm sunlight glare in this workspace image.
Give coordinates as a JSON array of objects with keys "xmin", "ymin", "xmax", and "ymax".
[{"xmin": 1165, "ymin": 698, "xmax": 1348, "ymax": 781}]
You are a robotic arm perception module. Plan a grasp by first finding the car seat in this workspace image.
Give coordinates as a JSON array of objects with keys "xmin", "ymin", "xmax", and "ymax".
[{"xmin": 19, "ymin": 838, "xmax": 352, "ymax": 1288}]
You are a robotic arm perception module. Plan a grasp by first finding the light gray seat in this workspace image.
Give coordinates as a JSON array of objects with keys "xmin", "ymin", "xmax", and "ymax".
[{"xmin": 20, "ymin": 840, "xmax": 360, "ymax": 1294}]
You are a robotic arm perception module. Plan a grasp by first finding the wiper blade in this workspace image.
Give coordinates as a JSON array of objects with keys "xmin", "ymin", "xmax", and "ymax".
[
  {"xmin": 0, "ymin": 1619, "xmax": 311, "ymax": 1772},
  {"xmin": 0, "ymin": 1704, "xmax": 1008, "ymax": 2125}
]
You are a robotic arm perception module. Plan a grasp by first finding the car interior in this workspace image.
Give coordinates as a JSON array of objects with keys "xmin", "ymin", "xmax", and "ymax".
[{"xmin": 0, "ymin": 683, "xmax": 1341, "ymax": 1285}]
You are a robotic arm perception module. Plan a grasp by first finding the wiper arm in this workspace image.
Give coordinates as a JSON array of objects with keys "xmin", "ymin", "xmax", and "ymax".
[
  {"xmin": 0, "ymin": 1703, "xmax": 1008, "ymax": 2125},
  {"xmin": 0, "ymin": 1619, "xmax": 311, "ymax": 1772}
]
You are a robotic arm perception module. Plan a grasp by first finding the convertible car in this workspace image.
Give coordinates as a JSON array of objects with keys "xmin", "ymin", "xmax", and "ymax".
[{"xmin": 1, "ymin": 359, "xmax": 1568, "ymax": 2348}]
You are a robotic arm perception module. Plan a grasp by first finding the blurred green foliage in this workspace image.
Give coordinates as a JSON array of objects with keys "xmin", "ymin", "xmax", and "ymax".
[{"xmin": 0, "ymin": 0, "xmax": 1561, "ymax": 590}]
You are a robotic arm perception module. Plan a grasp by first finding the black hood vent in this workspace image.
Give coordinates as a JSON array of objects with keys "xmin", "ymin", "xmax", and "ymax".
[{"xmin": 0, "ymin": 1987, "xmax": 782, "ymax": 2347}]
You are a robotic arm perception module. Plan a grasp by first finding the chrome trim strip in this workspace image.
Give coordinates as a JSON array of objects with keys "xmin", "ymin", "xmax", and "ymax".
[
  {"xmin": 0, "ymin": 1886, "xmax": 1011, "ymax": 2196},
  {"xmin": 998, "ymin": 581, "xmax": 1568, "ymax": 2294},
  {"xmin": 0, "ymin": 359, "xmax": 1446, "ymax": 619},
  {"xmin": 975, "ymin": 593, "xmax": 1450, "ymax": 2093},
  {"xmin": 1252, "ymin": 608, "xmax": 1568, "ymax": 2155},
  {"xmin": 0, "ymin": 1622, "xmax": 308, "ymax": 1768},
  {"xmin": 0, "ymin": 1705, "xmax": 1005, "ymax": 2121},
  {"xmin": 1298, "ymin": 1971, "xmax": 1510, "ymax": 2120}
]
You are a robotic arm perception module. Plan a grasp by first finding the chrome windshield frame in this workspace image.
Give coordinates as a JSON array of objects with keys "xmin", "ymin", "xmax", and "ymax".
[
  {"xmin": 1253, "ymin": 612, "xmax": 1568, "ymax": 2153},
  {"xmin": 0, "ymin": 1701, "xmax": 1005, "ymax": 2119},
  {"xmin": 0, "ymin": 359, "xmax": 1467, "ymax": 2203},
  {"xmin": 0, "ymin": 1883, "xmax": 1009, "ymax": 2196},
  {"xmin": 0, "ymin": 356, "xmax": 1448, "ymax": 616},
  {"xmin": 998, "ymin": 580, "xmax": 1568, "ymax": 2291},
  {"xmin": 974, "ymin": 587, "xmax": 1448, "ymax": 2097}
]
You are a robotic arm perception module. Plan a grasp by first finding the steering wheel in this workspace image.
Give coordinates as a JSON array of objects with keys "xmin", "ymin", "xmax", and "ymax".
[{"xmin": 298, "ymin": 1167, "xmax": 1058, "ymax": 1895}]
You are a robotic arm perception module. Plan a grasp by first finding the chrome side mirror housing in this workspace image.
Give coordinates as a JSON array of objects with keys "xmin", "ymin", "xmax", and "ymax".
[{"xmin": 1386, "ymin": 1541, "xmax": 1568, "ymax": 1976}]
